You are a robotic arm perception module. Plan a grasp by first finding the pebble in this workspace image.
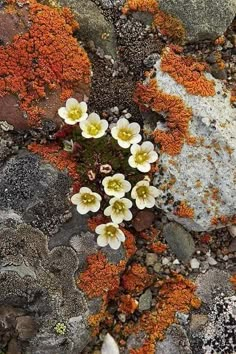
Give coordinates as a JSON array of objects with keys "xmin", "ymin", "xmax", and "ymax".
[
  {"xmin": 145, "ymin": 253, "xmax": 158, "ymax": 267},
  {"xmin": 118, "ymin": 313, "xmax": 126, "ymax": 323},
  {"xmin": 138, "ymin": 289, "xmax": 152, "ymax": 311},
  {"xmin": 228, "ymin": 225, "xmax": 236, "ymax": 237},
  {"xmin": 176, "ymin": 312, "xmax": 189, "ymax": 325},
  {"xmin": 190, "ymin": 258, "xmax": 200, "ymax": 269},
  {"xmin": 132, "ymin": 210, "xmax": 155, "ymax": 232},
  {"xmin": 173, "ymin": 259, "xmax": 180, "ymax": 265},
  {"xmin": 228, "ymin": 238, "xmax": 236, "ymax": 252},
  {"xmin": 190, "ymin": 314, "xmax": 208, "ymax": 331},
  {"xmin": 162, "ymin": 257, "xmax": 170, "ymax": 265},
  {"xmin": 207, "ymin": 256, "xmax": 217, "ymax": 266},
  {"xmin": 153, "ymin": 262, "xmax": 162, "ymax": 273}
]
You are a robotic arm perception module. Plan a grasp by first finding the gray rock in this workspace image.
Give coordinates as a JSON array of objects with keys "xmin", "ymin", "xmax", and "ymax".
[
  {"xmin": 162, "ymin": 222, "xmax": 195, "ymax": 262},
  {"xmin": 155, "ymin": 324, "xmax": 192, "ymax": 354},
  {"xmin": 146, "ymin": 253, "xmax": 158, "ymax": 266},
  {"xmin": 138, "ymin": 289, "xmax": 152, "ymax": 311},
  {"xmin": 0, "ymin": 151, "xmax": 70, "ymax": 234},
  {"xmin": 158, "ymin": 0, "xmax": 236, "ymax": 42},
  {"xmin": 53, "ymin": 0, "xmax": 117, "ymax": 58},
  {"xmin": 143, "ymin": 57, "xmax": 236, "ymax": 231}
]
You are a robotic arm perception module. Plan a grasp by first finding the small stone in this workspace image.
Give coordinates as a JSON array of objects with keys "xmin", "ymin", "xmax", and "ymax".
[
  {"xmin": 153, "ymin": 262, "xmax": 162, "ymax": 273},
  {"xmin": 190, "ymin": 258, "xmax": 200, "ymax": 269},
  {"xmin": 138, "ymin": 289, "xmax": 152, "ymax": 311},
  {"xmin": 111, "ymin": 106, "xmax": 119, "ymax": 115},
  {"xmin": 223, "ymin": 255, "xmax": 229, "ymax": 261},
  {"xmin": 173, "ymin": 259, "xmax": 180, "ymax": 265},
  {"xmin": 176, "ymin": 312, "xmax": 189, "ymax": 325},
  {"xmin": 207, "ymin": 256, "xmax": 217, "ymax": 266},
  {"xmin": 146, "ymin": 253, "xmax": 158, "ymax": 267},
  {"xmin": 228, "ymin": 238, "xmax": 236, "ymax": 252},
  {"xmin": 162, "ymin": 257, "xmax": 170, "ymax": 265},
  {"xmin": 190, "ymin": 314, "xmax": 208, "ymax": 331},
  {"xmin": 211, "ymin": 65, "xmax": 227, "ymax": 80},
  {"xmin": 228, "ymin": 225, "xmax": 236, "ymax": 237},
  {"xmin": 163, "ymin": 222, "xmax": 195, "ymax": 262},
  {"xmin": 132, "ymin": 210, "xmax": 155, "ymax": 232},
  {"xmin": 118, "ymin": 313, "xmax": 126, "ymax": 323},
  {"xmin": 125, "ymin": 113, "xmax": 132, "ymax": 119}
]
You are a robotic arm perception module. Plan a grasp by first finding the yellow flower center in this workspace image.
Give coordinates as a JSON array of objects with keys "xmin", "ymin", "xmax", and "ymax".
[
  {"xmin": 105, "ymin": 225, "xmax": 117, "ymax": 238},
  {"xmin": 68, "ymin": 106, "xmax": 83, "ymax": 121},
  {"xmin": 113, "ymin": 201, "xmax": 125, "ymax": 214},
  {"xmin": 82, "ymin": 193, "xmax": 96, "ymax": 205},
  {"xmin": 107, "ymin": 179, "xmax": 122, "ymax": 191},
  {"xmin": 136, "ymin": 186, "xmax": 149, "ymax": 199},
  {"xmin": 118, "ymin": 128, "xmax": 133, "ymax": 141},
  {"xmin": 135, "ymin": 151, "xmax": 148, "ymax": 164},
  {"xmin": 87, "ymin": 122, "xmax": 101, "ymax": 136}
]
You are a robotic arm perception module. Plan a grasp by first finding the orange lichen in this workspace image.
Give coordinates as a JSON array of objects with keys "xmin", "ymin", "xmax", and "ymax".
[
  {"xmin": 148, "ymin": 241, "xmax": 167, "ymax": 254},
  {"xmin": 118, "ymin": 294, "xmax": 138, "ymax": 314},
  {"xmin": 122, "ymin": 228, "xmax": 137, "ymax": 258},
  {"xmin": 174, "ymin": 201, "xmax": 195, "ymax": 218},
  {"xmin": 87, "ymin": 214, "xmax": 110, "ymax": 232},
  {"xmin": 211, "ymin": 215, "xmax": 236, "ymax": 226},
  {"xmin": 122, "ymin": 0, "xmax": 185, "ymax": 42},
  {"xmin": 27, "ymin": 142, "xmax": 80, "ymax": 182},
  {"xmin": 230, "ymin": 275, "xmax": 236, "ymax": 290},
  {"xmin": 0, "ymin": 0, "xmax": 91, "ymax": 127},
  {"xmin": 126, "ymin": 274, "xmax": 201, "ymax": 354},
  {"xmin": 122, "ymin": 264, "xmax": 154, "ymax": 295},
  {"xmin": 160, "ymin": 48, "xmax": 215, "ymax": 96},
  {"xmin": 200, "ymin": 233, "xmax": 212, "ymax": 244},
  {"xmin": 139, "ymin": 226, "xmax": 160, "ymax": 242},
  {"xmin": 77, "ymin": 252, "xmax": 125, "ymax": 300},
  {"xmin": 122, "ymin": 0, "xmax": 158, "ymax": 14},
  {"xmin": 214, "ymin": 35, "xmax": 225, "ymax": 46},
  {"xmin": 134, "ymin": 78, "xmax": 192, "ymax": 155}
]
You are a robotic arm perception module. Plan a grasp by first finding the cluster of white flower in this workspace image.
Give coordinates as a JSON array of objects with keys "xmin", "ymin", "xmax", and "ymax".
[{"xmin": 58, "ymin": 98, "xmax": 160, "ymax": 250}]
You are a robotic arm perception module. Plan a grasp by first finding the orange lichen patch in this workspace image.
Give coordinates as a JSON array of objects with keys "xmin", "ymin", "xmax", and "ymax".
[
  {"xmin": 200, "ymin": 233, "xmax": 212, "ymax": 244},
  {"xmin": 122, "ymin": 228, "xmax": 137, "ymax": 258},
  {"xmin": 87, "ymin": 214, "xmax": 110, "ymax": 232},
  {"xmin": 77, "ymin": 252, "xmax": 126, "ymax": 300},
  {"xmin": 231, "ymin": 88, "xmax": 236, "ymax": 104},
  {"xmin": 174, "ymin": 201, "xmax": 194, "ymax": 218},
  {"xmin": 148, "ymin": 241, "xmax": 167, "ymax": 254},
  {"xmin": 122, "ymin": 0, "xmax": 185, "ymax": 42},
  {"xmin": 27, "ymin": 142, "xmax": 80, "ymax": 182},
  {"xmin": 214, "ymin": 35, "xmax": 225, "ymax": 46},
  {"xmin": 126, "ymin": 274, "xmax": 201, "ymax": 354},
  {"xmin": 0, "ymin": 0, "xmax": 91, "ymax": 127},
  {"xmin": 186, "ymin": 135, "xmax": 198, "ymax": 146},
  {"xmin": 153, "ymin": 10, "xmax": 185, "ymax": 42},
  {"xmin": 122, "ymin": 264, "xmax": 154, "ymax": 295},
  {"xmin": 211, "ymin": 215, "xmax": 236, "ymax": 226},
  {"xmin": 130, "ymin": 341, "xmax": 155, "ymax": 354},
  {"xmin": 139, "ymin": 226, "xmax": 160, "ymax": 242},
  {"xmin": 122, "ymin": 0, "xmax": 158, "ymax": 15},
  {"xmin": 134, "ymin": 79, "xmax": 192, "ymax": 155},
  {"xmin": 118, "ymin": 294, "xmax": 138, "ymax": 314},
  {"xmin": 230, "ymin": 275, "xmax": 236, "ymax": 290},
  {"xmin": 160, "ymin": 48, "xmax": 215, "ymax": 96}
]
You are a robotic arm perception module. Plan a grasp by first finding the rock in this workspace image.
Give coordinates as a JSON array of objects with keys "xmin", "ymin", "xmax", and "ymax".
[
  {"xmin": 16, "ymin": 316, "xmax": 38, "ymax": 341},
  {"xmin": 158, "ymin": 0, "xmax": 236, "ymax": 42},
  {"xmin": 228, "ymin": 238, "xmax": 236, "ymax": 252},
  {"xmin": 0, "ymin": 151, "xmax": 70, "ymax": 234},
  {"xmin": 145, "ymin": 253, "xmax": 158, "ymax": 267},
  {"xmin": 153, "ymin": 262, "xmax": 162, "ymax": 273},
  {"xmin": 141, "ymin": 56, "xmax": 236, "ymax": 231},
  {"xmin": 54, "ymin": 0, "xmax": 117, "ymax": 58},
  {"xmin": 138, "ymin": 289, "xmax": 152, "ymax": 311},
  {"xmin": 132, "ymin": 210, "xmax": 155, "ymax": 231},
  {"xmin": 155, "ymin": 324, "xmax": 192, "ymax": 354},
  {"xmin": 162, "ymin": 222, "xmax": 195, "ymax": 262},
  {"xmin": 211, "ymin": 65, "xmax": 228, "ymax": 80},
  {"xmin": 190, "ymin": 258, "xmax": 200, "ymax": 269},
  {"xmin": 228, "ymin": 225, "xmax": 236, "ymax": 237},
  {"xmin": 190, "ymin": 314, "xmax": 208, "ymax": 332}
]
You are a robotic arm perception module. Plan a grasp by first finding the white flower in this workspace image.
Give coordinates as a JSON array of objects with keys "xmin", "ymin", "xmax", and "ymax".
[
  {"xmin": 96, "ymin": 222, "xmax": 125, "ymax": 250},
  {"xmin": 104, "ymin": 197, "xmax": 132, "ymax": 224},
  {"xmin": 80, "ymin": 112, "xmax": 108, "ymax": 138},
  {"xmin": 102, "ymin": 173, "xmax": 131, "ymax": 198},
  {"xmin": 128, "ymin": 141, "xmax": 158, "ymax": 172},
  {"xmin": 111, "ymin": 118, "xmax": 141, "ymax": 148},
  {"xmin": 101, "ymin": 333, "xmax": 120, "ymax": 354},
  {"xmin": 58, "ymin": 98, "xmax": 88, "ymax": 125},
  {"xmin": 71, "ymin": 187, "xmax": 101, "ymax": 214},
  {"xmin": 131, "ymin": 180, "xmax": 160, "ymax": 209}
]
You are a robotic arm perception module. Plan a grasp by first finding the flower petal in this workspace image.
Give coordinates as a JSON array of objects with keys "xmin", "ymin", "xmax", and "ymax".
[
  {"xmin": 88, "ymin": 112, "xmax": 100, "ymax": 122},
  {"xmin": 137, "ymin": 162, "xmax": 151, "ymax": 173},
  {"xmin": 136, "ymin": 197, "xmax": 146, "ymax": 210},
  {"xmin": 79, "ymin": 113, "xmax": 88, "ymax": 122},
  {"xmin": 117, "ymin": 118, "xmax": 128, "ymax": 129},
  {"xmin": 58, "ymin": 107, "xmax": 68, "ymax": 119},
  {"xmin": 128, "ymin": 156, "xmax": 136, "ymax": 168},
  {"xmin": 95, "ymin": 224, "xmax": 106, "ymax": 234},
  {"xmin": 117, "ymin": 139, "xmax": 130, "ymax": 149},
  {"xmin": 148, "ymin": 151, "xmax": 158, "ymax": 163},
  {"xmin": 71, "ymin": 193, "xmax": 81, "ymax": 205},
  {"xmin": 123, "ymin": 180, "xmax": 132, "ymax": 192},
  {"xmin": 142, "ymin": 141, "xmax": 154, "ymax": 152},
  {"xmin": 97, "ymin": 235, "xmax": 109, "ymax": 247},
  {"xmin": 145, "ymin": 195, "xmax": 155, "ymax": 208},
  {"xmin": 117, "ymin": 229, "xmax": 125, "ymax": 242},
  {"xmin": 66, "ymin": 98, "xmax": 79, "ymax": 109},
  {"xmin": 80, "ymin": 101, "xmax": 87, "ymax": 113},
  {"xmin": 130, "ymin": 144, "xmax": 140, "ymax": 155},
  {"xmin": 104, "ymin": 206, "xmax": 112, "ymax": 216},
  {"xmin": 76, "ymin": 204, "xmax": 89, "ymax": 214},
  {"xmin": 109, "ymin": 236, "xmax": 121, "ymax": 250},
  {"xmin": 149, "ymin": 186, "xmax": 161, "ymax": 198},
  {"xmin": 130, "ymin": 134, "xmax": 142, "ymax": 144},
  {"xmin": 124, "ymin": 209, "xmax": 132, "ymax": 221},
  {"xmin": 90, "ymin": 201, "xmax": 101, "ymax": 212}
]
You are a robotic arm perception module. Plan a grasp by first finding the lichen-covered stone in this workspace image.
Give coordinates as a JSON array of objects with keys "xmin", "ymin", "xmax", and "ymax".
[
  {"xmin": 155, "ymin": 324, "xmax": 192, "ymax": 354},
  {"xmin": 158, "ymin": 0, "xmax": 236, "ymax": 42},
  {"xmin": 141, "ymin": 57, "xmax": 236, "ymax": 231},
  {"xmin": 0, "ymin": 151, "xmax": 70, "ymax": 234}
]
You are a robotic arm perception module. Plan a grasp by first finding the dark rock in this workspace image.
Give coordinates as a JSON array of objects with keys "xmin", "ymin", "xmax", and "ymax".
[
  {"xmin": 158, "ymin": 0, "xmax": 236, "ymax": 42},
  {"xmin": 132, "ymin": 210, "xmax": 155, "ymax": 232},
  {"xmin": 162, "ymin": 222, "xmax": 195, "ymax": 262},
  {"xmin": 16, "ymin": 316, "xmax": 38, "ymax": 341},
  {"xmin": 228, "ymin": 238, "xmax": 236, "ymax": 252},
  {"xmin": 211, "ymin": 65, "xmax": 227, "ymax": 80},
  {"xmin": 0, "ymin": 151, "xmax": 70, "ymax": 234}
]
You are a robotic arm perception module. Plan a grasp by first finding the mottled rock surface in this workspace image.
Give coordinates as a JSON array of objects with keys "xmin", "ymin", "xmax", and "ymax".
[
  {"xmin": 145, "ymin": 59, "xmax": 236, "ymax": 231},
  {"xmin": 162, "ymin": 222, "xmax": 195, "ymax": 262},
  {"xmin": 158, "ymin": 0, "xmax": 236, "ymax": 42},
  {"xmin": 155, "ymin": 325, "xmax": 192, "ymax": 354}
]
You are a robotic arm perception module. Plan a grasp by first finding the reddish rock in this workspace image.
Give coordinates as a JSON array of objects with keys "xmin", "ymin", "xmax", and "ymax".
[{"xmin": 132, "ymin": 210, "xmax": 155, "ymax": 232}]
